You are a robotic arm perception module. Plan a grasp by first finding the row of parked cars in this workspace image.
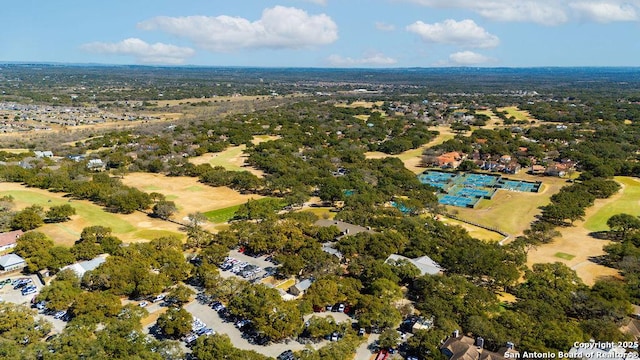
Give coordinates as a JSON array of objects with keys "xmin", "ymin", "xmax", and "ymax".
[
  {"xmin": 182, "ymin": 317, "xmax": 215, "ymax": 346},
  {"xmin": 219, "ymin": 257, "xmax": 263, "ymax": 279}
]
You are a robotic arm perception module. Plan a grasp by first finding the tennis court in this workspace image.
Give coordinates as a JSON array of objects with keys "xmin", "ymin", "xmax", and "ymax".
[
  {"xmin": 456, "ymin": 187, "xmax": 495, "ymax": 199},
  {"xmin": 417, "ymin": 170, "xmax": 541, "ymax": 208},
  {"xmin": 461, "ymin": 173, "xmax": 499, "ymax": 187},
  {"xmin": 419, "ymin": 171, "xmax": 457, "ymax": 189},
  {"xmin": 496, "ymin": 180, "xmax": 540, "ymax": 192},
  {"xmin": 439, "ymin": 194, "xmax": 479, "ymax": 208}
]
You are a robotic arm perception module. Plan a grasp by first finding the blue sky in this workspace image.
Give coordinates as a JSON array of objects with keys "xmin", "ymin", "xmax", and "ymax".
[{"xmin": 1, "ymin": 0, "xmax": 639, "ymax": 67}]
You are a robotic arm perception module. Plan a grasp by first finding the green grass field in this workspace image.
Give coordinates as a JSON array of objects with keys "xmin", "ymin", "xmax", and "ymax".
[
  {"xmin": 0, "ymin": 189, "xmax": 136, "ymax": 234},
  {"xmin": 204, "ymin": 146, "xmax": 246, "ymax": 172},
  {"xmin": 498, "ymin": 106, "xmax": 530, "ymax": 121},
  {"xmin": 133, "ymin": 229, "xmax": 185, "ymax": 241},
  {"xmin": 584, "ymin": 176, "xmax": 640, "ymax": 232},
  {"xmin": 204, "ymin": 198, "xmax": 282, "ymax": 223},
  {"xmin": 204, "ymin": 204, "xmax": 243, "ymax": 223},
  {"xmin": 143, "ymin": 185, "xmax": 162, "ymax": 191},
  {"xmin": 554, "ymin": 252, "xmax": 576, "ymax": 260}
]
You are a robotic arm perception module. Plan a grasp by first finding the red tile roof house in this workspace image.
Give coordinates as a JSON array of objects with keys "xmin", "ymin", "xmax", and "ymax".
[{"xmin": 0, "ymin": 230, "xmax": 23, "ymax": 253}]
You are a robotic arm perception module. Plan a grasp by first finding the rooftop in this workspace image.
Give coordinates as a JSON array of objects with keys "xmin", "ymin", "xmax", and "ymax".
[{"xmin": 0, "ymin": 230, "xmax": 23, "ymax": 247}]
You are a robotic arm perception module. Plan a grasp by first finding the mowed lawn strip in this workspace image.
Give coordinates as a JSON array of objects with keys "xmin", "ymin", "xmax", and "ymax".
[
  {"xmin": 584, "ymin": 176, "xmax": 640, "ymax": 232},
  {"xmin": 554, "ymin": 252, "xmax": 576, "ymax": 260},
  {"xmin": 204, "ymin": 205, "xmax": 242, "ymax": 223},
  {"xmin": 204, "ymin": 198, "xmax": 283, "ymax": 223}
]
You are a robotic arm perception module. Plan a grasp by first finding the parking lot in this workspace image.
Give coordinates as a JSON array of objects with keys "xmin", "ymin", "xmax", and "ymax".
[
  {"xmin": 185, "ymin": 300, "xmax": 320, "ymax": 358},
  {"xmin": 218, "ymin": 250, "xmax": 278, "ymax": 281},
  {"xmin": 0, "ymin": 273, "xmax": 43, "ymax": 305}
]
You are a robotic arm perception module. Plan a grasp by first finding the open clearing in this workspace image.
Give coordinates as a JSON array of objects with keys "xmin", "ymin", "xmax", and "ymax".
[
  {"xmin": 153, "ymin": 95, "xmax": 284, "ymax": 107},
  {"xmin": 437, "ymin": 216, "xmax": 505, "ymax": 242},
  {"xmin": 121, "ymin": 172, "xmax": 264, "ymax": 227},
  {"xmin": 526, "ymin": 177, "xmax": 637, "ymax": 286},
  {"xmin": 187, "ymin": 136, "xmax": 276, "ymax": 178},
  {"xmin": 334, "ymin": 101, "xmax": 384, "ymax": 109},
  {"xmin": 584, "ymin": 176, "xmax": 640, "ymax": 232},
  {"xmin": 450, "ymin": 173, "xmax": 567, "ymax": 237},
  {"xmin": 0, "ymin": 148, "xmax": 30, "ymax": 154},
  {"xmin": 0, "ymin": 183, "xmax": 183, "ymax": 246},
  {"xmin": 498, "ymin": 106, "xmax": 534, "ymax": 121}
]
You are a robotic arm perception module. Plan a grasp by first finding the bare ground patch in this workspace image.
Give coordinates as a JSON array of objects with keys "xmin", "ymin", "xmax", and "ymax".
[{"xmin": 121, "ymin": 173, "xmax": 264, "ymax": 229}]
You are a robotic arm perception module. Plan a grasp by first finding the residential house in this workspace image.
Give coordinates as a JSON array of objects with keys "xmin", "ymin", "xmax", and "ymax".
[
  {"xmin": 315, "ymin": 219, "xmax": 375, "ymax": 238},
  {"xmin": 438, "ymin": 152, "xmax": 464, "ymax": 169},
  {"xmin": 503, "ymin": 162, "xmax": 521, "ymax": 174},
  {"xmin": 440, "ymin": 332, "xmax": 518, "ymax": 360},
  {"xmin": 62, "ymin": 254, "xmax": 108, "ymax": 278},
  {"xmin": 288, "ymin": 278, "xmax": 314, "ymax": 296},
  {"xmin": 0, "ymin": 253, "xmax": 27, "ymax": 272},
  {"xmin": 385, "ymin": 254, "xmax": 443, "ymax": 276},
  {"xmin": 87, "ymin": 158, "xmax": 105, "ymax": 171},
  {"xmin": 34, "ymin": 150, "xmax": 54, "ymax": 158},
  {"xmin": 529, "ymin": 165, "xmax": 546, "ymax": 175},
  {"xmin": 544, "ymin": 163, "xmax": 569, "ymax": 177},
  {"xmin": 499, "ymin": 155, "xmax": 512, "ymax": 164},
  {"xmin": 0, "ymin": 230, "xmax": 23, "ymax": 252}
]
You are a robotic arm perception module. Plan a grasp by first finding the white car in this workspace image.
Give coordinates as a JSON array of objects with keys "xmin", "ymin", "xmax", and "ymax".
[
  {"xmin": 139, "ymin": 301, "xmax": 148, "ymax": 307},
  {"xmin": 53, "ymin": 310, "xmax": 67, "ymax": 319}
]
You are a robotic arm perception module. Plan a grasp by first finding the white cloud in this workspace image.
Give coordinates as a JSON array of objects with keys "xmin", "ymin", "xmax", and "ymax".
[
  {"xmin": 326, "ymin": 52, "xmax": 398, "ymax": 67},
  {"xmin": 448, "ymin": 51, "xmax": 494, "ymax": 65},
  {"xmin": 375, "ymin": 22, "xmax": 396, "ymax": 31},
  {"xmin": 301, "ymin": 0, "xmax": 327, "ymax": 5},
  {"xmin": 569, "ymin": 2, "xmax": 637, "ymax": 22},
  {"xmin": 81, "ymin": 38, "xmax": 195, "ymax": 64},
  {"xmin": 401, "ymin": 0, "xmax": 568, "ymax": 25},
  {"xmin": 138, "ymin": 6, "xmax": 338, "ymax": 52},
  {"xmin": 406, "ymin": 19, "xmax": 499, "ymax": 48},
  {"xmin": 400, "ymin": 0, "xmax": 640, "ymax": 25}
]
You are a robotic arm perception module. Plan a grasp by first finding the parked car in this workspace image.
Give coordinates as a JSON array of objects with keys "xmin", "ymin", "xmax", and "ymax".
[
  {"xmin": 183, "ymin": 333, "xmax": 197, "ymax": 344},
  {"xmin": 53, "ymin": 310, "xmax": 67, "ymax": 320},
  {"xmin": 22, "ymin": 286, "xmax": 37, "ymax": 296},
  {"xmin": 358, "ymin": 328, "xmax": 366, "ymax": 336},
  {"xmin": 152, "ymin": 294, "xmax": 165, "ymax": 303},
  {"xmin": 138, "ymin": 301, "xmax": 148, "ymax": 308},
  {"xmin": 330, "ymin": 332, "xmax": 340, "ymax": 341},
  {"xmin": 277, "ymin": 350, "xmax": 295, "ymax": 360},
  {"xmin": 211, "ymin": 301, "xmax": 225, "ymax": 311}
]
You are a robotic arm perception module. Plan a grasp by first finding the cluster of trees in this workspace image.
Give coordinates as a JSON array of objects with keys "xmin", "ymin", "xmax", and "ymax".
[
  {"xmin": 540, "ymin": 178, "xmax": 620, "ymax": 226},
  {"xmin": 5, "ymin": 203, "xmax": 76, "ymax": 232},
  {"xmin": 13, "ymin": 227, "xmax": 123, "ymax": 273},
  {"xmin": 602, "ymin": 213, "xmax": 640, "ymax": 303},
  {"xmin": 0, "ymin": 266, "xmax": 183, "ymax": 359},
  {"xmin": 0, "ymin": 165, "xmax": 153, "ymax": 214},
  {"xmin": 82, "ymin": 236, "xmax": 192, "ymax": 299}
]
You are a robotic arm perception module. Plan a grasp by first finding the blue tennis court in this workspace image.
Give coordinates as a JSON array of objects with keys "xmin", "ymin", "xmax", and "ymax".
[
  {"xmin": 457, "ymin": 187, "xmax": 494, "ymax": 198},
  {"xmin": 439, "ymin": 194, "xmax": 479, "ymax": 207},
  {"xmin": 419, "ymin": 171, "xmax": 458, "ymax": 189},
  {"xmin": 461, "ymin": 173, "xmax": 499, "ymax": 187},
  {"xmin": 497, "ymin": 180, "xmax": 539, "ymax": 192}
]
